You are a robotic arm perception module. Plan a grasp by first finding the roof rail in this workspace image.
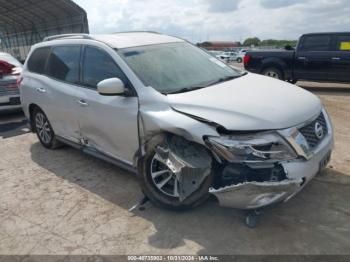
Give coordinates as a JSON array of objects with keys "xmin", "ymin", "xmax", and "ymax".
[
  {"xmin": 112, "ymin": 31, "xmax": 161, "ymax": 35},
  {"xmin": 43, "ymin": 34, "xmax": 94, "ymax": 42}
]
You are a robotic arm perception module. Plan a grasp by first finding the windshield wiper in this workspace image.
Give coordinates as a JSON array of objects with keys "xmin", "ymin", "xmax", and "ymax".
[
  {"xmin": 165, "ymin": 74, "xmax": 242, "ymax": 95},
  {"xmin": 205, "ymin": 75, "xmax": 240, "ymax": 87},
  {"xmin": 166, "ymin": 86, "xmax": 207, "ymax": 95}
]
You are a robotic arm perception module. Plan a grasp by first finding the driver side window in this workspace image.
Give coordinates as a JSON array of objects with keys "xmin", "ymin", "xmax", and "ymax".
[{"xmin": 82, "ymin": 46, "xmax": 127, "ymax": 89}]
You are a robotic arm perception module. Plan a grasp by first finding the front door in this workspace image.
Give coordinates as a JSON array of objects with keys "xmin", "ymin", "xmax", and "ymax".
[
  {"xmin": 294, "ymin": 34, "xmax": 333, "ymax": 81},
  {"xmin": 76, "ymin": 45, "xmax": 139, "ymax": 165}
]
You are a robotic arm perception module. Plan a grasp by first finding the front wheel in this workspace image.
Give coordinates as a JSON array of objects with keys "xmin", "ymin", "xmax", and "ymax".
[
  {"xmin": 33, "ymin": 108, "xmax": 62, "ymax": 149},
  {"xmin": 237, "ymin": 57, "xmax": 243, "ymax": 63},
  {"xmin": 262, "ymin": 67, "xmax": 284, "ymax": 80},
  {"xmin": 137, "ymin": 135, "xmax": 213, "ymax": 211}
]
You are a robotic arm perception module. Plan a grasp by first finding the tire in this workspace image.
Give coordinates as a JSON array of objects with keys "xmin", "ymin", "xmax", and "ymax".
[
  {"xmin": 137, "ymin": 135, "xmax": 213, "ymax": 211},
  {"xmin": 262, "ymin": 67, "xmax": 284, "ymax": 80},
  {"xmin": 237, "ymin": 57, "xmax": 243, "ymax": 63},
  {"xmin": 33, "ymin": 108, "xmax": 62, "ymax": 149},
  {"xmin": 288, "ymin": 79, "xmax": 298, "ymax": 84}
]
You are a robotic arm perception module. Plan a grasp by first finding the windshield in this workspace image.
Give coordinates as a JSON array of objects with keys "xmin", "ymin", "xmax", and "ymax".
[{"xmin": 117, "ymin": 42, "xmax": 242, "ymax": 94}]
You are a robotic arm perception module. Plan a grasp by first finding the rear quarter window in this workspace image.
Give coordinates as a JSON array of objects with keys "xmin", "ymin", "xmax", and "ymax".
[{"xmin": 27, "ymin": 47, "xmax": 51, "ymax": 74}]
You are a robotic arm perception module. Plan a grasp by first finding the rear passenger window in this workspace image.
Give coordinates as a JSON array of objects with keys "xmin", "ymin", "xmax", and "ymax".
[
  {"xmin": 82, "ymin": 46, "xmax": 126, "ymax": 88},
  {"xmin": 46, "ymin": 46, "xmax": 80, "ymax": 84},
  {"xmin": 300, "ymin": 35, "xmax": 331, "ymax": 52},
  {"xmin": 27, "ymin": 47, "xmax": 50, "ymax": 74},
  {"xmin": 336, "ymin": 35, "xmax": 350, "ymax": 51}
]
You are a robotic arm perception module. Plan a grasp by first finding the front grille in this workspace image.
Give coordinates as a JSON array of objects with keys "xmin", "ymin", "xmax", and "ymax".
[{"xmin": 299, "ymin": 112, "xmax": 328, "ymax": 149}]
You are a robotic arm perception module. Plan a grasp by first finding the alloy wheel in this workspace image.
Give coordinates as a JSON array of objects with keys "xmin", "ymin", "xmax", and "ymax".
[
  {"xmin": 150, "ymin": 153, "xmax": 180, "ymax": 198},
  {"xmin": 35, "ymin": 112, "xmax": 52, "ymax": 144}
]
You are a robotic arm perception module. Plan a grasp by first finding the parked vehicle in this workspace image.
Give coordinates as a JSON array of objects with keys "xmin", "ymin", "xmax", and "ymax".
[
  {"xmin": 208, "ymin": 51, "xmax": 239, "ymax": 63},
  {"xmin": 208, "ymin": 50, "xmax": 223, "ymax": 57},
  {"xmin": 216, "ymin": 53, "xmax": 231, "ymax": 63},
  {"xmin": 20, "ymin": 33, "xmax": 333, "ymax": 218},
  {"xmin": 221, "ymin": 51, "xmax": 239, "ymax": 63},
  {"xmin": 0, "ymin": 52, "xmax": 22, "ymax": 112},
  {"xmin": 244, "ymin": 32, "xmax": 350, "ymax": 83},
  {"xmin": 236, "ymin": 50, "xmax": 247, "ymax": 63}
]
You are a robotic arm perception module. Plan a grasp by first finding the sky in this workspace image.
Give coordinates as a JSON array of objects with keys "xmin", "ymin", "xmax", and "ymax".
[{"xmin": 73, "ymin": 0, "xmax": 350, "ymax": 43}]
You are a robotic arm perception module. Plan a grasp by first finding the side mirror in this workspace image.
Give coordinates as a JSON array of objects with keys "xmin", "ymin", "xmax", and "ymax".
[{"xmin": 97, "ymin": 78, "xmax": 125, "ymax": 96}]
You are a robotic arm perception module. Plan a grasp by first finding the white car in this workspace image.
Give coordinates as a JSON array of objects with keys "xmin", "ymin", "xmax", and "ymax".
[
  {"xmin": 223, "ymin": 51, "xmax": 239, "ymax": 62},
  {"xmin": 236, "ymin": 50, "xmax": 247, "ymax": 63},
  {"xmin": 213, "ymin": 51, "xmax": 239, "ymax": 63},
  {"xmin": 20, "ymin": 32, "xmax": 333, "ymax": 222},
  {"xmin": 208, "ymin": 50, "xmax": 223, "ymax": 57},
  {"xmin": 0, "ymin": 52, "xmax": 22, "ymax": 111}
]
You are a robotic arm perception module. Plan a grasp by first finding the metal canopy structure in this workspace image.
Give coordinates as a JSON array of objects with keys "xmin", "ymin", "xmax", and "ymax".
[{"xmin": 0, "ymin": 0, "xmax": 89, "ymax": 61}]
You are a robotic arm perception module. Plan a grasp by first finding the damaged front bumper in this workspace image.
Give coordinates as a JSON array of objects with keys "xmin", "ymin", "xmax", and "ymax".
[
  {"xmin": 210, "ymin": 179, "xmax": 302, "ymax": 209},
  {"xmin": 209, "ymin": 111, "xmax": 334, "ymax": 210}
]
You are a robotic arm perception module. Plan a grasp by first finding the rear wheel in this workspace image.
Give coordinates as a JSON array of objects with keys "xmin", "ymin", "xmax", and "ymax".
[
  {"xmin": 262, "ymin": 67, "xmax": 284, "ymax": 80},
  {"xmin": 33, "ymin": 108, "xmax": 61, "ymax": 149}
]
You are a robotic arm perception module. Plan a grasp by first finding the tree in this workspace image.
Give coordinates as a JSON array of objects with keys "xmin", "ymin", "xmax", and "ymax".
[
  {"xmin": 261, "ymin": 39, "xmax": 298, "ymax": 48},
  {"xmin": 243, "ymin": 37, "xmax": 261, "ymax": 47},
  {"xmin": 198, "ymin": 41, "xmax": 213, "ymax": 48}
]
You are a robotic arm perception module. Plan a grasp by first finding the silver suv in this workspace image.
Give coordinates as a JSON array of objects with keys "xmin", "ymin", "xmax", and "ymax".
[{"xmin": 20, "ymin": 32, "xmax": 333, "ymax": 212}]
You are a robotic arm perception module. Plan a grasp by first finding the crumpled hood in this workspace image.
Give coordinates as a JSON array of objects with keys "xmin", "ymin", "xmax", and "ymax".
[{"xmin": 167, "ymin": 73, "xmax": 322, "ymax": 131}]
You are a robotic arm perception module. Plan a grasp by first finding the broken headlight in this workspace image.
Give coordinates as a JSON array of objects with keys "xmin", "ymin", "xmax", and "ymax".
[{"xmin": 206, "ymin": 132, "xmax": 297, "ymax": 163}]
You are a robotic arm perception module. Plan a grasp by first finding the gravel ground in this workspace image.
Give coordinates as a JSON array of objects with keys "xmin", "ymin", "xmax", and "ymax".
[{"xmin": 0, "ymin": 86, "xmax": 350, "ymax": 255}]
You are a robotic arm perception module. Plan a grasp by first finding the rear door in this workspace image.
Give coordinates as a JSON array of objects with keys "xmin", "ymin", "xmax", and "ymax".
[
  {"xmin": 76, "ymin": 45, "xmax": 139, "ymax": 164},
  {"xmin": 329, "ymin": 33, "xmax": 350, "ymax": 82},
  {"xmin": 43, "ymin": 45, "xmax": 82, "ymax": 143},
  {"xmin": 294, "ymin": 34, "xmax": 333, "ymax": 81}
]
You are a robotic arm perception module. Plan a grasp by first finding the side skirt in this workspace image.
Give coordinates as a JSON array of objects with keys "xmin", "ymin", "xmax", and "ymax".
[{"xmin": 56, "ymin": 136, "xmax": 137, "ymax": 174}]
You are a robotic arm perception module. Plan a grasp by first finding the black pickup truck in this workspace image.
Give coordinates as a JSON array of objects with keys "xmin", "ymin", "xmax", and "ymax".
[{"xmin": 244, "ymin": 32, "xmax": 350, "ymax": 83}]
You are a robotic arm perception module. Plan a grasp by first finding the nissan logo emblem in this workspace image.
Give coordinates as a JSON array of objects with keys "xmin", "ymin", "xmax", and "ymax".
[{"xmin": 314, "ymin": 122, "xmax": 324, "ymax": 140}]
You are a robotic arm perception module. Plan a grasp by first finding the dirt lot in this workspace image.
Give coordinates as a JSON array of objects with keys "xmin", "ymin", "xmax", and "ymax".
[{"xmin": 0, "ymin": 86, "xmax": 350, "ymax": 255}]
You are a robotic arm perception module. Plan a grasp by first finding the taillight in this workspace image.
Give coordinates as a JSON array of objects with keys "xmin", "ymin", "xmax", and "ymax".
[
  {"xmin": 0, "ymin": 60, "xmax": 15, "ymax": 76},
  {"xmin": 243, "ymin": 55, "xmax": 251, "ymax": 67}
]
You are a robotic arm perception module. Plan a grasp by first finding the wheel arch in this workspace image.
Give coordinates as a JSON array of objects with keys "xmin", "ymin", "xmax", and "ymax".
[
  {"xmin": 135, "ymin": 131, "xmax": 215, "ymax": 210},
  {"xmin": 134, "ymin": 107, "xmax": 220, "ymax": 169},
  {"xmin": 260, "ymin": 58, "xmax": 292, "ymax": 80},
  {"xmin": 135, "ymin": 131, "xmax": 213, "ymax": 173}
]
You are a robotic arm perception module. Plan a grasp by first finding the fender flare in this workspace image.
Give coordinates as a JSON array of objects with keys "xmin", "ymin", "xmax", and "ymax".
[{"xmin": 260, "ymin": 57, "xmax": 292, "ymax": 80}]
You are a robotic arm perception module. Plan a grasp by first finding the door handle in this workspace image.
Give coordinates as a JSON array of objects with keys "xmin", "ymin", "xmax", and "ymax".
[
  {"xmin": 332, "ymin": 57, "xmax": 341, "ymax": 61},
  {"xmin": 36, "ymin": 87, "xmax": 46, "ymax": 93},
  {"xmin": 297, "ymin": 57, "xmax": 307, "ymax": 60},
  {"xmin": 77, "ymin": 99, "xmax": 89, "ymax": 107}
]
